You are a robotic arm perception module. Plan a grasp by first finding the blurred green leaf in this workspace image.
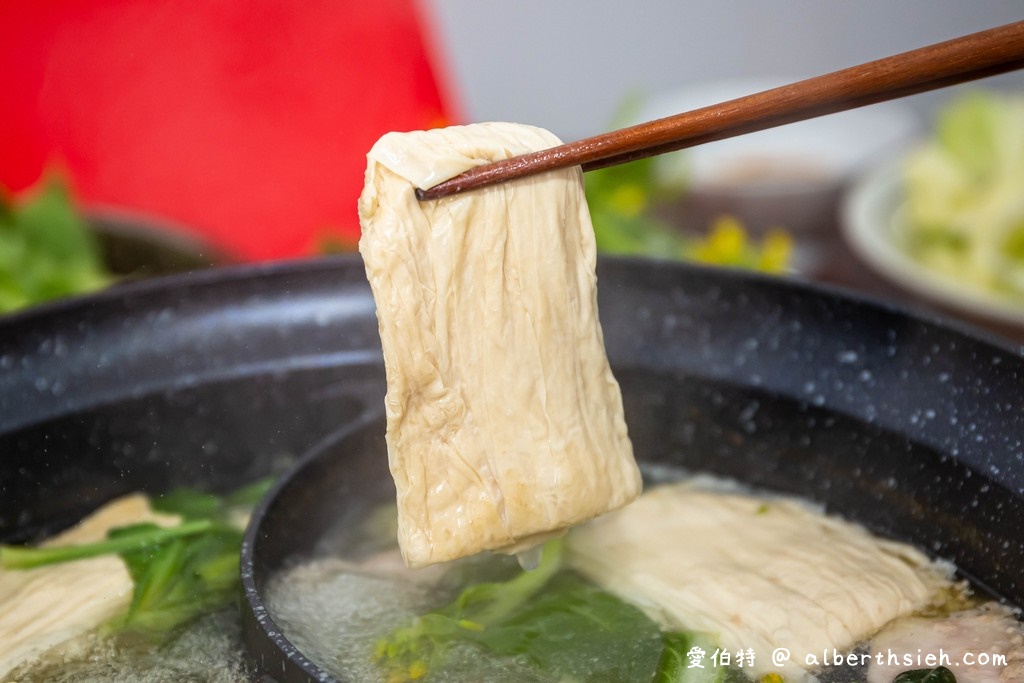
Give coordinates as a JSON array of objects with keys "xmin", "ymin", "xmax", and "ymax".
[
  {"xmin": 584, "ymin": 99, "xmax": 792, "ymax": 273},
  {"xmin": 0, "ymin": 176, "xmax": 113, "ymax": 313}
]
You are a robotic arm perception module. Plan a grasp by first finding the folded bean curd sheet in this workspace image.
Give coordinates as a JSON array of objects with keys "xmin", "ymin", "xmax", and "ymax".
[
  {"xmin": 0, "ymin": 495, "xmax": 179, "ymax": 677},
  {"xmin": 358, "ymin": 122, "xmax": 641, "ymax": 568},
  {"xmin": 566, "ymin": 481, "xmax": 957, "ymax": 682}
]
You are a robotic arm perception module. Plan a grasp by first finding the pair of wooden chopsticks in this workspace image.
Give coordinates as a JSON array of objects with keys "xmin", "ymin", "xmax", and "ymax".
[{"xmin": 417, "ymin": 20, "xmax": 1024, "ymax": 201}]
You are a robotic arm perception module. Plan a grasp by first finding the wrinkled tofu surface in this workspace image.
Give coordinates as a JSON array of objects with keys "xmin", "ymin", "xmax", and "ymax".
[
  {"xmin": 0, "ymin": 495, "xmax": 178, "ymax": 677},
  {"xmin": 566, "ymin": 481, "xmax": 955, "ymax": 681},
  {"xmin": 358, "ymin": 122, "xmax": 641, "ymax": 568}
]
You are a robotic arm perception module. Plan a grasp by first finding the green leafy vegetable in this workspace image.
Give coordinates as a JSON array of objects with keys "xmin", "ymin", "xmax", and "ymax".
[
  {"xmin": 586, "ymin": 160, "xmax": 792, "ymax": 273},
  {"xmin": 893, "ymin": 666, "xmax": 957, "ymax": 683},
  {"xmin": 473, "ymin": 573, "xmax": 665, "ymax": 680},
  {"xmin": 374, "ymin": 540, "xmax": 666, "ymax": 681},
  {"xmin": 586, "ymin": 154, "xmax": 689, "ymax": 259},
  {"xmin": 582, "ymin": 98, "xmax": 791, "ymax": 273},
  {"xmin": 655, "ymin": 631, "xmax": 695, "ymax": 683},
  {"xmin": 0, "ymin": 176, "xmax": 112, "ymax": 313},
  {"xmin": 901, "ymin": 90, "xmax": 1024, "ymax": 300},
  {"xmin": 583, "ymin": 94, "xmax": 689, "ymax": 260},
  {"xmin": 0, "ymin": 520, "xmax": 215, "ymax": 570},
  {"xmin": 0, "ymin": 479, "xmax": 273, "ymax": 641},
  {"xmin": 654, "ymin": 630, "xmax": 729, "ymax": 683},
  {"xmin": 109, "ymin": 523, "xmax": 245, "ymax": 639},
  {"xmin": 107, "ymin": 479, "xmax": 274, "ymax": 638},
  {"xmin": 152, "ymin": 477, "xmax": 273, "ymax": 520}
]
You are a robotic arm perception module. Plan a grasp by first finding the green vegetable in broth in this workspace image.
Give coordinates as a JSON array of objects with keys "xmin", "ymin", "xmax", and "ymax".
[
  {"xmin": 655, "ymin": 631, "xmax": 728, "ymax": 683},
  {"xmin": 893, "ymin": 666, "xmax": 957, "ymax": 683},
  {"xmin": 373, "ymin": 539, "xmax": 747, "ymax": 682},
  {"xmin": 108, "ymin": 522, "xmax": 244, "ymax": 639},
  {"xmin": 374, "ymin": 540, "xmax": 671, "ymax": 681},
  {"xmin": 152, "ymin": 477, "xmax": 274, "ymax": 521},
  {"xmin": 0, "ymin": 521, "xmax": 216, "ymax": 570},
  {"xmin": 0, "ymin": 479, "xmax": 272, "ymax": 641},
  {"xmin": 471, "ymin": 573, "xmax": 664, "ymax": 679},
  {"xmin": 114, "ymin": 480, "xmax": 272, "ymax": 639}
]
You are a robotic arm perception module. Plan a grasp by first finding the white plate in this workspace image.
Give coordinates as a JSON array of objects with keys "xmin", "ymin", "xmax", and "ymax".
[{"xmin": 841, "ymin": 161, "xmax": 1024, "ymax": 329}]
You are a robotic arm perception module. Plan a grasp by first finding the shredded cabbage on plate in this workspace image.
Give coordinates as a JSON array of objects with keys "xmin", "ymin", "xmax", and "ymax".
[{"xmin": 900, "ymin": 91, "xmax": 1024, "ymax": 302}]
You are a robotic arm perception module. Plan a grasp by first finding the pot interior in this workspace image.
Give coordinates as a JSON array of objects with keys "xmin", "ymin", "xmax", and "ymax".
[
  {"xmin": 0, "ymin": 255, "xmax": 1020, "ymax": 681},
  {"xmin": 241, "ymin": 366, "xmax": 1023, "ymax": 681}
]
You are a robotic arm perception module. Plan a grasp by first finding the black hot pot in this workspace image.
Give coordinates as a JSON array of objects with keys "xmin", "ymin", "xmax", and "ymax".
[{"xmin": 0, "ymin": 255, "xmax": 1021, "ymax": 681}]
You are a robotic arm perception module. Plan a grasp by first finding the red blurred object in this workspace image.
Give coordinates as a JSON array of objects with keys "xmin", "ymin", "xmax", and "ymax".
[{"xmin": 0, "ymin": 0, "xmax": 458, "ymax": 261}]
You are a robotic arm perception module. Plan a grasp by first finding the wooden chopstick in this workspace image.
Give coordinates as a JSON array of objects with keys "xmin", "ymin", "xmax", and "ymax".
[{"xmin": 417, "ymin": 20, "xmax": 1024, "ymax": 201}]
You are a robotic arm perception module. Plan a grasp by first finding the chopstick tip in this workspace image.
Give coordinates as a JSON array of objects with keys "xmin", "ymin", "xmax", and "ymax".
[{"xmin": 416, "ymin": 182, "xmax": 451, "ymax": 201}]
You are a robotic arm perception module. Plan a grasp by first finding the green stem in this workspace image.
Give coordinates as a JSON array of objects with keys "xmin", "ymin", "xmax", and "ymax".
[
  {"xmin": 459, "ymin": 540, "xmax": 564, "ymax": 626},
  {"xmin": 0, "ymin": 520, "xmax": 215, "ymax": 570}
]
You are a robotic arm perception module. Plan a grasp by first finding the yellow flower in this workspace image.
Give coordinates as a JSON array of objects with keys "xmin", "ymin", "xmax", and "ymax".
[
  {"xmin": 759, "ymin": 229, "xmax": 793, "ymax": 274},
  {"xmin": 689, "ymin": 215, "xmax": 793, "ymax": 273},
  {"xmin": 408, "ymin": 660, "xmax": 429, "ymax": 680},
  {"xmin": 693, "ymin": 216, "xmax": 747, "ymax": 264},
  {"xmin": 608, "ymin": 183, "xmax": 648, "ymax": 217}
]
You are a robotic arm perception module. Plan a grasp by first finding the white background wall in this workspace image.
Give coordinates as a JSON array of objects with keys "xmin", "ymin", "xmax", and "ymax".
[{"xmin": 425, "ymin": 1, "xmax": 1023, "ymax": 140}]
